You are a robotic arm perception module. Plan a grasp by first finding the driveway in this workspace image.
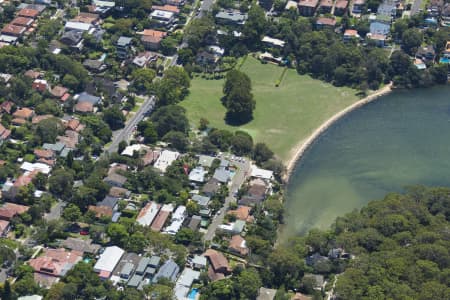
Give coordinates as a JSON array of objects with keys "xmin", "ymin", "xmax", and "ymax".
[{"xmin": 204, "ymin": 157, "xmax": 251, "ymax": 241}]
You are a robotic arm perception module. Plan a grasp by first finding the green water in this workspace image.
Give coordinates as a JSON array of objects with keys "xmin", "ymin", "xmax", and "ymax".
[{"xmin": 281, "ymin": 86, "xmax": 450, "ymax": 241}]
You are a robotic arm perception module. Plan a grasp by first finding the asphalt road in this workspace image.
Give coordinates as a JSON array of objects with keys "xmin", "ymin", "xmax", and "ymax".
[
  {"xmin": 44, "ymin": 200, "xmax": 66, "ymax": 221},
  {"xmin": 410, "ymin": 0, "xmax": 423, "ymax": 15},
  {"xmin": 106, "ymin": 95, "xmax": 155, "ymax": 154},
  {"xmin": 204, "ymin": 157, "xmax": 251, "ymax": 241}
]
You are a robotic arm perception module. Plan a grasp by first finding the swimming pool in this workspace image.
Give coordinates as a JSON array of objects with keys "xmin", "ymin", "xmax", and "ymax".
[
  {"xmin": 187, "ymin": 288, "xmax": 199, "ymax": 300},
  {"xmin": 440, "ymin": 57, "xmax": 450, "ymax": 64}
]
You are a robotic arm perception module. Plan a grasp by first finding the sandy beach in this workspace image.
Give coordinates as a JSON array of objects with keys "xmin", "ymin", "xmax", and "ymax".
[{"xmin": 283, "ymin": 83, "xmax": 393, "ymax": 181}]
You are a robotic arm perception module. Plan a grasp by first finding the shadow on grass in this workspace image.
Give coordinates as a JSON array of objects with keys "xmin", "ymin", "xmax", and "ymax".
[{"xmin": 224, "ymin": 112, "xmax": 254, "ymax": 126}]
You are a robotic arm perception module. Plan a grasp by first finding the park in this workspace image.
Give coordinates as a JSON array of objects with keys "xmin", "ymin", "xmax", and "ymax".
[{"xmin": 181, "ymin": 56, "xmax": 360, "ymax": 162}]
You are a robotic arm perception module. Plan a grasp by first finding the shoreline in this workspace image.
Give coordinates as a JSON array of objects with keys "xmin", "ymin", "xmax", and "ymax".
[{"xmin": 283, "ymin": 83, "xmax": 393, "ymax": 182}]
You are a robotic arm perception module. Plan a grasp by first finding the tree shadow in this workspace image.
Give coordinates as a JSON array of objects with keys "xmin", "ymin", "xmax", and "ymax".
[{"xmin": 224, "ymin": 111, "xmax": 254, "ymax": 126}]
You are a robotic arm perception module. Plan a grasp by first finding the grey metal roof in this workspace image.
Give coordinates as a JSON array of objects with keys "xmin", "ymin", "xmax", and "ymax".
[
  {"xmin": 152, "ymin": 259, "xmax": 179, "ymax": 283},
  {"xmin": 136, "ymin": 257, "xmax": 150, "ymax": 274},
  {"xmin": 98, "ymin": 196, "xmax": 119, "ymax": 209},
  {"xmin": 117, "ymin": 36, "xmax": 132, "ymax": 46},
  {"xmin": 192, "ymin": 195, "xmax": 210, "ymax": 207},
  {"xmin": 148, "ymin": 255, "xmax": 161, "ymax": 268},
  {"xmin": 213, "ymin": 168, "xmax": 230, "ymax": 183},
  {"xmin": 127, "ymin": 274, "xmax": 143, "ymax": 287},
  {"xmin": 120, "ymin": 262, "xmax": 134, "ymax": 277},
  {"xmin": 77, "ymin": 92, "xmax": 101, "ymax": 105}
]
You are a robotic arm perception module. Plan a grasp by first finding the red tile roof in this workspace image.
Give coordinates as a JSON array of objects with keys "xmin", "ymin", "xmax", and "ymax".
[
  {"xmin": 34, "ymin": 149, "xmax": 55, "ymax": 159},
  {"xmin": 88, "ymin": 205, "xmax": 113, "ymax": 218},
  {"xmin": 316, "ymin": 17, "xmax": 336, "ymax": 26},
  {"xmin": 0, "ymin": 220, "xmax": 9, "ymax": 235},
  {"xmin": 152, "ymin": 5, "xmax": 180, "ymax": 13},
  {"xmin": 11, "ymin": 17, "xmax": 34, "ymax": 27},
  {"xmin": 18, "ymin": 8, "xmax": 40, "ymax": 18},
  {"xmin": 13, "ymin": 107, "xmax": 34, "ymax": 119},
  {"xmin": 151, "ymin": 210, "xmax": 170, "ymax": 232},
  {"xmin": 50, "ymin": 86, "xmax": 68, "ymax": 98},
  {"xmin": 0, "ymin": 202, "xmax": 30, "ymax": 221},
  {"xmin": 203, "ymin": 249, "xmax": 230, "ymax": 273},
  {"xmin": 1, "ymin": 24, "xmax": 26, "ymax": 36},
  {"xmin": 74, "ymin": 101, "xmax": 94, "ymax": 113},
  {"xmin": 229, "ymin": 235, "xmax": 249, "ymax": 256},
  {"xmin": 0, "ymin": 101, "xmax": 13, "ymax": 114}
]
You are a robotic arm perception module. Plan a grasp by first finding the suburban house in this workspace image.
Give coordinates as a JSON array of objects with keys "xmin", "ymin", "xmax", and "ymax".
[
  {"xmin": 298, "ymin": 0, "xmax": 318, "ymax": 16},
  {"xmin": 150, "ymin": 9, "xmax": 176, "ymax": 27},
  {"xmin": 136, "ymin": 201, "xmax": 161, "ymax": 227},
  {"xmin": 94, "ymin": 246, "xmax": 125, "ymax": 279},
  {"xmin": 0, "ymin": 202, "xmax": 29, "ymax": 221},
  {"xmin": 257, "ymin": 287, "xmax": 277, "ymax": 300},
  {"xmin": 152, "ymin": 259, "xmax": 180, "ymax": 283},
  {"xmin": 0, "ymin": 219, "xmax": 10, "ymax": 236},
  {"xmin": 154, "ymin": 150, "xmax": 180, "ymax": 173},
  {"xmin": 116, "ymin": 36, "xmax": 133, "ymax": 59},
  {"xmin": 334, "ymin": 0, "xmax": 348, "ymax": 15},
  {"xmin": 343, "ymin": 29, "xmax": 360, "ymax": 42},
  {"xmin": 139, "ymin": 29, "xmax": 167, "ymax": 50},
  {"xmin": 132, "ymin": 51, "xmax": 159, "ymax": 68},
  {"xmin": 174, "ymin": 268, "xmax": 200, "ymax": 300},
  {"xmin": 71, "ymin": 12, "xmax": 100, "ymax": 25},
  {"xmin": 164, "ymin": 205, "xmax": 186, "ymax": 235},
  {"xmin": 191, "ymin": 255, "xmax": 207, "ymax": 270},
  {"xmin": 60, "ymin": 30, "xmax": 84, "ymax": 50},
  {"xmin": 151, "ymin": 203, "xmax": 174, "ymax": 232},
  {"xmin": 12, "ymin": 108, "xmax": 34, "ymax": 124},
  {"xmin": 352, "ymin": 0, "xmax": 366, "ymax": 14},
  {"xmin": 215, "ymin": 10, "xmax": 248, "ymax": 26},
  {"xmin": 319, "ymin": 0, "xmax": 333, "ymax": 13},
  {"xmin": 262, "ymin": 36, "xmax": 285, "ymax": 48},
  {"xmin": 32, "ymin": 79, "xmax": 49, "ymax": 92},
  {"xmin": 61, "ymin": 237, "xmax": 101, "ymax": 255},
  {"xmin": 11, "ymin": 17, "xmax": 34, "ymax": 28},
  {"xmin": 202, "ymin": 178, "xmax": 221, "ymax": 197},
  {"xmin": 228, "ymin": 235, "xmax": 249, "ymax": 256},
  {"xmin": 315, "ymin": 17, "xmax": 337, "ymax": 29},
  {"xmin": 416, "ymin": 45, "xmax": 436, "ymax": 62},
  {"xmin": 104, "ymin": 172, "xmax": 127, "ymax": 187},
  {"xmin": 64, "ymin": 21, "xmax": 92, "ymax": 33},
  {"xmin": 203, "ymin": 249, "xmax": 231, "ymax": 281},
  {"xmin": 28, "ymin": 248, "xmax": 82, "ymax": 286},
  {"xmin": 188, "ymin": 166, "xmax": 207, "ymax": 183},
  {"xmin": 0, "ymin": 123, "xmax": 11, "ymax": 144},
  {"xmin": 18, "ymin": 8, "xmax": 40, "ymax": 19},
  {"xmin": 1, "ymin": 24, "xmax": 26, "ymax": 37},
  {"xmin": 191, "ymin": 194, "xmax": 210, "ymax": 210}
]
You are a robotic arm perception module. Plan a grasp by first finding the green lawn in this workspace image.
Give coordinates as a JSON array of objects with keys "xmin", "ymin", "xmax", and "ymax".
[{"xmin": 181, "ymin": 56, "xmax": 360, "ymax": 161}]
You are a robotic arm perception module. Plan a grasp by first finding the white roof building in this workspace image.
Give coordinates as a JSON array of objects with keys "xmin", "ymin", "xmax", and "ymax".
[
  {"xmin": 151, "ymin": 9, "xmax": 175, "ymax": 21},
  {"xmin": 251, "ymin": 165, "xmax": 274, "ymax": 180},
  {"xmin": 94, "ymin": 246, "xmax": 125, "ymax": 274},
  {"xmin": 154, "ymin": 150, "xmax": 180, "ymax": 173},
  {"xmin": 161, "ymin": 203, "xmax": 175, "ymax": 212},
  {"xmin": 188, "ymin": 166, "xmax": 207, "ymax": 183},
  {"xmin": 174, "ymin": 268, "xmax": 200, "ymax": 300},
  {"xmin": 65, "ymin": 21, "xmax": 92, "ymax": 32},
  {"xmin": 20, "ymin": 162, "xmax": 51, "ymax": 175},
  {"xmin": 18, "ymin": 296, "xmax": 43, "ymax": 300},
  {"xmin": 121, "ymin": 144, "xmax": 150, "ymax": 156},
  {"xmin": 136, "ymin": 201, "xmax": 161, "ymax": 226},
  {"xmin": 262, "ymin": 36, "xmax": 286, "ymax": 48},
  {"xmin": 164, "ymin": 205, "xmax": 186, "ymax": 235}
]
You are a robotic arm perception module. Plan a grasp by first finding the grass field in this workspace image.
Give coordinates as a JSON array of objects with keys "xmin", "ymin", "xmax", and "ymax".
[{"xmin": 181, "ymin": 56, "xmax": 360, "ymax": 161}]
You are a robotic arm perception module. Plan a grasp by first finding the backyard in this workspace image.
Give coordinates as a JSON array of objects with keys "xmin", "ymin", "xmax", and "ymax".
[{"xmin": 180, "ymin": 56, "xmax": 360, "ymax": 161}]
